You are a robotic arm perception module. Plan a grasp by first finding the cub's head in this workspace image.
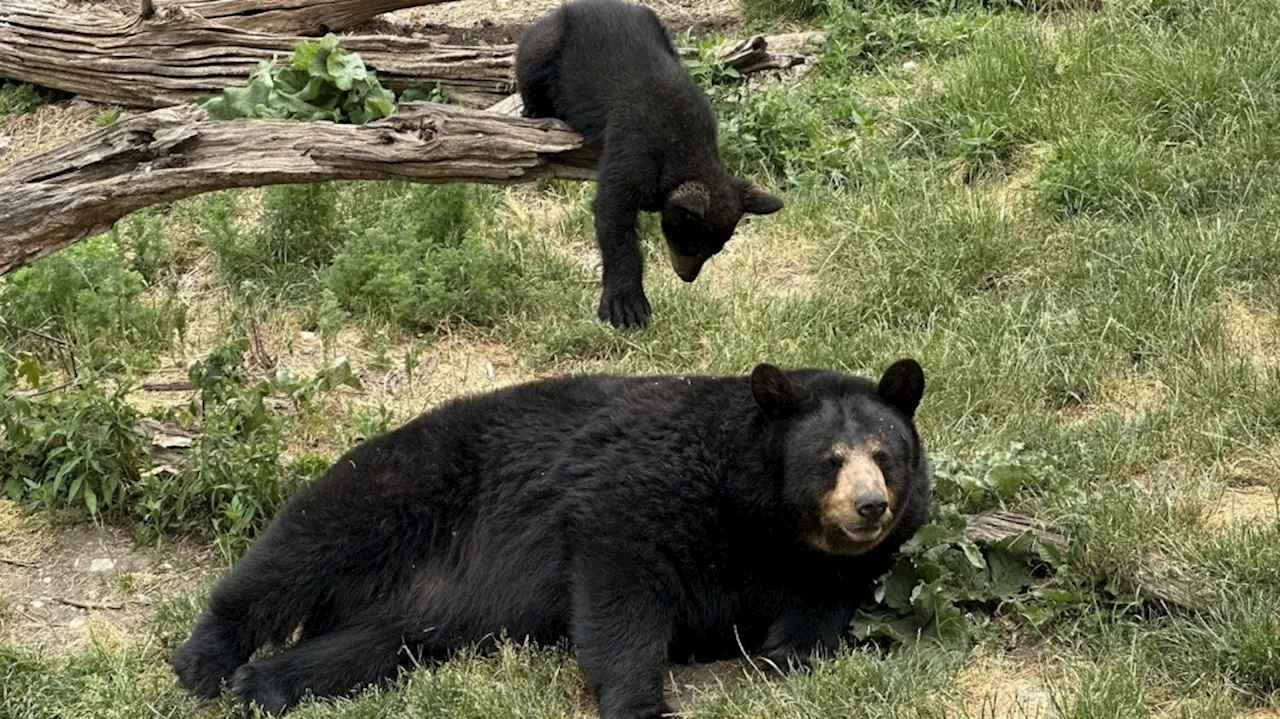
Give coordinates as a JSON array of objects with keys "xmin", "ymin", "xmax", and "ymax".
[
  {"xmin": 660, "ymin": 177, "xmax": 783, "ymax": 283},
  {"xmin": 751, "ymin": 359, "xmax": 928, "ymax": 557}
]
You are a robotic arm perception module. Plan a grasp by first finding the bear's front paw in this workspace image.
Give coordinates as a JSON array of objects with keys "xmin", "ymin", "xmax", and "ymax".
[
  {"xmin": 171, "ymin": 637, "xmax": 241, "ymax": 699},
  {"xmin": 597, "ymin": 287, "xmax": 652, "ymax": 329},
  {"xmin": 233, "ymin": 663, "xmax": 295, "ymax": 717}
]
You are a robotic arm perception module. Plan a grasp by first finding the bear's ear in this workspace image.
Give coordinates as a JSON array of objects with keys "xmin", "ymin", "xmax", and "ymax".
[
  {"xmin": 876, "ymin": 358, "xmax": 925, "ymax": 419},
  {"xmin": 751, "ymin": 363, "xmax": 806, "ymax": 420},
  {"xmin": 740, "ymin": 183, "xmax": 784, "ymax": 216},
  {"xmin": 667, "ymin": 181, "xmax": 710, "ymax": 219}
]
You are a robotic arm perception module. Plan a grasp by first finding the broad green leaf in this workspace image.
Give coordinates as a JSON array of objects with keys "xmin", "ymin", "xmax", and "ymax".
[
  {"xmin": 291, "ymin": 39, "xmax": 322, "ymax": 71},
  {"xmin": 16, "ymin": 352, "xmax": 40, "ymax": 388},
  {"xmin": 84, "ymin": 486, "xmax": 98, "ymax": 515},
  {"xmin": 960, "ymin": 538, "xmax": 987, "ymax": 569},
  {"xmin": 326, "ymin": 47, "xmax": 368, "ymax": 91},
  {"xmin": 987, "ymin": 546, "xmax": 1036, "ymax": 599}
]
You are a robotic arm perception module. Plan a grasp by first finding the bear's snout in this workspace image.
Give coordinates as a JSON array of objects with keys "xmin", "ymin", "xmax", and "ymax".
[{"xmin": 855, "ymin": 493, "xmax": 889, "ymax": 520}]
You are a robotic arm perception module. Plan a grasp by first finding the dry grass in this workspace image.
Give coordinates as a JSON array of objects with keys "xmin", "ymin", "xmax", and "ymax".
[
  {"xmin": 0, "ymin": 100, "xmax": 100, "ymax": 171},
  {"xmin": 1220, "ymin": 296, "xmax": 1280, "ymax": 371},
  {"xmin": 1200, "ymin": 485, "xmax": 1280, "ymax": 532},
  {"xmin": 955, "ymin": 649, "xmax": 1052, "ymax": 719},
  {"xmin": 1060, "ymin": 370, "xmax": 1170, "ymax": 424}
]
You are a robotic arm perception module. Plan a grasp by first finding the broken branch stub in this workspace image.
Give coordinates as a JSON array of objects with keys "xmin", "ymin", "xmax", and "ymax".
[{"xmin": 0, "ymin": 103, "xmax": 596, "ymax": 276}]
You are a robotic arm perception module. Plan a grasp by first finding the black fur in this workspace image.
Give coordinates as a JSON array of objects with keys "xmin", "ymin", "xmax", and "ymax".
[
  {"xmin": 172, "ymin": 360, "xmax": 930, "ymax": 719},
  {"xmin": 515, "ymin": 0, "xmax": 784, "ymax": 328}
]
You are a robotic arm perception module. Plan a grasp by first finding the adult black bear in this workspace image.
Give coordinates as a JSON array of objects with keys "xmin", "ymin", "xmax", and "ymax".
[
  {"xmin": 515, "ymin": 0, "xmax": 785, "ymax": 328},
  {"xmin": 172, "ymin": 359, "xmax": 930, "ymax": 719}
]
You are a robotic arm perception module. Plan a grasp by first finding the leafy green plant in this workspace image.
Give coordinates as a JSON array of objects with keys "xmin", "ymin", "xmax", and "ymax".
[
  {"xmin": 0, "ymin": 81, "xmax": 59, "ymax": 118},
  {"xmin": 0, "ymin": 235, "xmax": 184, "ymax": 372},
  {"xmin": 0, "ymin": 364, "xmax": 145, "ymax": 518},
  {"xmin": 325, "ymin": 184, "xmax": 529, "ymax": 330},
  {"xmin": 201, "ymin": 34, "xmax": 396, "ymax": 123},
  {"xmin": 399, "ymin": 83, "xmax": 450, "ymax": 103},
  {"xmin": 134, "ymin": 338, "xmax": 332, "ymax": 557},
  {"xmin": 852, "ymin": 445, "xmax": 1075, "ymax": 645}
]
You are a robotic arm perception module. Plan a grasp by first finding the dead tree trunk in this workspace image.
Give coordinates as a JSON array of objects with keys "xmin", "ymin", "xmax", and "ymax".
[
  {"xmin": 160, "ymin": 0, "xmax": 457, "ymax": 35},
  {"xmin": 0, "ymin": 0, "xmax": 516, "ymax": 108},
  {"xmin": 0, "ymin": 103, "xmax": 596, "ymax": 275},
  {"xmin": 0, "ymin": 0, "xmax": 824, "ymax": 109}
]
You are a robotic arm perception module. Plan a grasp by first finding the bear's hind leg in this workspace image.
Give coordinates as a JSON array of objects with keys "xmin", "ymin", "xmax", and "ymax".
[{"xmin": 232, "ymin": 613, "xmax": 470, "ymax": 715}]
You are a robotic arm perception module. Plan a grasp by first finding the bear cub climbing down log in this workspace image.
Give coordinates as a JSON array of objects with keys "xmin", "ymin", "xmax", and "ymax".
[
  {"xmin": 172, "ymin": 359, "xmax": 929, "ymax": 719},
  {"xmin": 515, "ymin": 0, "xmax": 785, "ymax": 328}
]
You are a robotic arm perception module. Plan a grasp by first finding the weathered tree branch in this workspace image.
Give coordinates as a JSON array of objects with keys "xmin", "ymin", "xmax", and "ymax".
[
  {"xmin": 0, "ymin": 103, "xmax": 596, "ymax": 275},
  {"xmin": 0, "ymin": 0, "xmax": 824, "ymax": 109},
  {"xmin": 160, "ymin": 0, "xmax": 458, "ymax": 35}
]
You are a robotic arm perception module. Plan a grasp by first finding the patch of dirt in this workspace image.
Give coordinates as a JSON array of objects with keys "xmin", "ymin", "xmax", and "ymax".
[
  {"xmin": 702, "ymin": 218, "xmax": 819, "ymax": 302},
  {"xmin": 665, "ymin": 658, "xmax": 754, "ymax": 714},
  {"xmin": 1220, "ymin": 297, "xmax": 1280, "ymax": 371},
  {"xmin": 1060, "ymin": 370, "xmax": 1170, "ymax": 424},
  {"xmin": 1201, "ymin": 485, "xmax": 1279, "ymax": 532},
  {"xmin": 0, "ymin": 100, "xmax": 101, "ymax": 171},
  {"xmin": 1240, "ymin": 710, "xmax": 1280, "ymax": 719},
  {"xmin": 987, "ymin": 144, "xmax": 1052, "ymax": 216},
  {"xmin": 956, "ymin": 650, "xmax": 1052, "ymax": 719},
  {"xmin": 376, "ymin": 0, "xmax": 742, "ymax": 45},
  {"xmin": 0, "ymin": 500, "xmax": 216, "ymax": 654}
]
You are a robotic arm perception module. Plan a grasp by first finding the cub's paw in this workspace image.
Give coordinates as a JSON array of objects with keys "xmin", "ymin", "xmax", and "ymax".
[
  {"xmin": 171, "ymin": 637, "xmax": 241, "ymax": 699},
  {"xmin": 759, "ymin": 644, "xmax": 814, "ymax": 676},
  {"xmin": 233, "ymin": 663, "xmax": 295, "ymax": 717},
  {"xmin": 597, "ymin": 287, "xmax": 652, "ymax": 329}
]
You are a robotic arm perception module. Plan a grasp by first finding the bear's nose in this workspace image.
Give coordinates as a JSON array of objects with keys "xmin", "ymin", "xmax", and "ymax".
[{"xmin": 855, "ymin": 494, "xmax": 888, "ymax": 520}]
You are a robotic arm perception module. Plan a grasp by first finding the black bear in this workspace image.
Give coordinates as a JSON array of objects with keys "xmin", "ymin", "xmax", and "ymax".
[
  {"xmin": 515, "ymin": 0, "xmax": 785, "ymax": 329},
  {"xmin": 172, "ymin": 359, "xmax": 930, "ymax": 719}
]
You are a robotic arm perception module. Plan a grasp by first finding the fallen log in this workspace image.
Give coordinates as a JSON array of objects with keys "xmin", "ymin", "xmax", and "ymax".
[
  {"xmin": 964, "ymin": 510, "xmax": 1211, "ymax": 612},
  {"xmin": 0, "ymin": 0, "xmax": 825, "ymax": 109},
  {"xmin": 0, "ymin": 102, "xmax": 596, "ymax": 275},
  {"xmin": 0, "ymin": 0, "xmax": 516, "ymax": 108},
  {"xmin": 161, "ymin": 0, "xmax": 458, "ymax": 35}
]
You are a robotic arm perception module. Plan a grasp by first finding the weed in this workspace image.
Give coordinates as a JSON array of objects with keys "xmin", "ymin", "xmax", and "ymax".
[
  {"xmin": 0, "ymin": 81, "xmax": 59, "ymax": 118},
  {"xmin": 94, "ymin": 107, "xmax": 121, "ymax": 127},
  {"xmin": 0, "ymin": 369, "xmax": 145, "ymax": 519}
]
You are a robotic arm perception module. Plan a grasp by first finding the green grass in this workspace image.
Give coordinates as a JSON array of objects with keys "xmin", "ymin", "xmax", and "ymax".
[{"xmin": 4, "ymin": 0, "xmax": 1280, "ymax": 716}]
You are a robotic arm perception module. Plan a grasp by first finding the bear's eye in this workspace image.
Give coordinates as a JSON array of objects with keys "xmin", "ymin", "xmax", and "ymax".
[
  {"xmin": 872, "ymin": 450, "xmax": 891, "ymax": 467},
  {"xmin": 825, "ymin": 454, "xmax": 843, "ymax": 471}
]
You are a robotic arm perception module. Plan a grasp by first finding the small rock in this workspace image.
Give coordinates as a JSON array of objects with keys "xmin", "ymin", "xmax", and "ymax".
[
  {"xmin": 30, "ymin": 600, "xmax": 44, "ymax": 610},
  {"xmin": 68, "ymin": 617, "xmax": 86, "ymax": 629},
  {"xmin": 89, "ymin": 558, "xmax": 116, "ymax": 573},
  {"xmin": 0, "ymin": 136, "xmax": 11, "ymax": 154},
  {"xmin": 42, "ymin": 576, "xmax": 52, "ymax": 584},
  {"xmin": 159, "ymin": 562, "xmax": 174, "ymax": 571},
  {"xmin": 299, "ymin": 331, "xmax": 317, "ymax": 342},
  {"xmin": 903, "ymin": 60, "xmax": 919, "ymax": 72},
  {"xmin": 135, "ymin": 593, "xmax": 152, "ymax": 605}
]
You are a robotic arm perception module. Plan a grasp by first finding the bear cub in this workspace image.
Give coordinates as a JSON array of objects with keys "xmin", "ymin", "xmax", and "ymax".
[
  {"xmin": 515, "ymin": 0, "xmax": 785, "ymax": 328},
  {"xmin": 172, "ymin": 359, "xmax": 930, "ymax": 719}
]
